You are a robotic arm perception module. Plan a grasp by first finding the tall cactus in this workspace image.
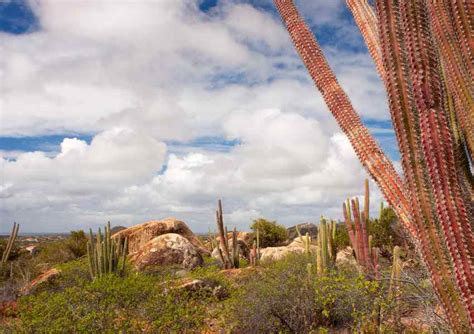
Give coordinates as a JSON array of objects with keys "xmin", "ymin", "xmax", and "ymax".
[
  {"xmin": 274, "ymin": 0, "xmax": 474, "ymax": 330},
  {"xmin": 342, "ymin": 180, "xmax": 379, "ymax": 277},
  {"xmin": 87, "ymin": 222, "xmax": 128, "ymax": 279},
  {"xmin": 316, "ymin": 217, "xmax": 336, "ymax": 275},
  {"xmin": 215, "ymin": 200, "xmax": 240, "ymax": 269},
  {"xmin": 1, "ymin": 222, "xmax": 19, "ymax": 267}
]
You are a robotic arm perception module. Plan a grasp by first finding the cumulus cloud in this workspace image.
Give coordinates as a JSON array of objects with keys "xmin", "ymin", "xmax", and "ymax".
[{"xmin": 0, "ymin": 0, "xmax": 392, "ymax": 232}]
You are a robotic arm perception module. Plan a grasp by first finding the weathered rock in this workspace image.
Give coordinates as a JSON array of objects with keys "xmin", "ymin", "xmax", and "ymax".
[
  {"xmin": 130, "ymin": 233, "xmax": 203, "ymax": 271},
  {"xmin": 259, "ymin": 245, "xmax": 305, "ymax": 262},
  {"xmin": 211, "ymin": 238, "xmax": 250, "ymax": 260},
  {"xmin": 335, "ymin": 247, "xmax": 357, "ymax": 267},
  {"xmin": 21, "ymin": 268, "xmax": 61, "ymax": 295},
  {"xmin": 287, "ymin": 223, "xmax": 317, "ymax": 241},
  {"xmin": 174, "ymin": 279, "xmax": 229, "ymax": 300},
  {"xmin": 112, "ymin": 218, "xmax": 209, "ymax": 256}
]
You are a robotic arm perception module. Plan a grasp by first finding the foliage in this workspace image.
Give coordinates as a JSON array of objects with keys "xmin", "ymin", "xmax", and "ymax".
[
  {"xmin": 65, "ymin": 230, "xmax": 88, "ymax": 258},
  {"xmin": 225, "ymin": 253, "xmax": 382, "ymax": 333},
  {"xmin": 10, "ymin": 272, "xmax": 211, "ymax": 333},
  {"xmin": 250, "ymin": 218, "xmax": 288, "ymax": 248},
  {"xmin": 333, "ymin": 222, "xmax": 350, "ymax": 251},
  {"xmin": 369, "ymin": 207, "xmax": 402, "ymax": 250}
]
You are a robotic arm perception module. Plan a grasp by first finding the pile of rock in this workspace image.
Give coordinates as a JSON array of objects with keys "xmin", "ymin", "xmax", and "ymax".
[{"xmin": 112, "ymin": 218, "xmax": 209, "ymax": 271}]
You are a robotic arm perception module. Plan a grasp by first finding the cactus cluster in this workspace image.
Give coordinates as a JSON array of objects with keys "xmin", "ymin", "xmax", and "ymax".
[
  {"xmin": 1, "ymin": 222, "xmax": 19, "ymax": 268},
  {"xmin": 315, "ymin": 217, "xmax": 336, "ymax": 275},
  {"xmin": 342, "ymin": 180, "xmax": 379, "ymax": 278},
  {"xmin": 87, "ymin": 221, "xmax": 128, "ymax": 279},
  {"xmin": 215, "ymin": 200, "xmax": 240, "ymax": 269}
]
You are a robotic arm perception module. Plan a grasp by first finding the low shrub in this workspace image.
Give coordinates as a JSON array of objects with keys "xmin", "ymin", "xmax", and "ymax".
[
  {"xmin": 10, "ymin": 272, "xmax": 211, "ymax": 333},
  {"xmin": 225, "ymin": 253, "xmax": 382, "ymax": 333},
  {"xmin": 250, "ymin": 218, "xmax": 288, "ymax": 247}
]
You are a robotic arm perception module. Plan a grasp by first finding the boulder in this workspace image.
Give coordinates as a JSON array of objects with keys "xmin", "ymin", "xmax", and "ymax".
[
  {"xmin": 335, "ymin": 247, "xmax": 357, "ymax": 267},
  {"xmin": 259, "ymin": 245, "xmax": 304, "ymax": 262},
  {"xmin": 287, "ymin": 223, "xmax": 317, "ymax": 241},
  {"xmin": 130, "ymin": 233, "xmax": 203, "ymax": 271},
  {"xmin": 211, "ymin": 238, "xmax": 250, "ymax": 260},
  {"xmin": 174, "ymin": 279, "xmax": 228, "ymax": 300},
  {"xmin": 112, "ymin": 218, "xmax": 209, "ymax": 256},
  {"xmin": 21, "ymin": 268, "xmax": 61, "ymax": 295}
]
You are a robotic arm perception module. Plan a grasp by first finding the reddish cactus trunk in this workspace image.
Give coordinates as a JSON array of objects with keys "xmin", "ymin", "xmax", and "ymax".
[{"xmin": 274, "ymin": 0, "xmax": 474, "ymax": 330}]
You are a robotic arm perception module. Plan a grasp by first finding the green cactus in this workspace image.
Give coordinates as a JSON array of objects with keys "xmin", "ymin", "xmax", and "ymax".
[
  {"xmin": 87, "ymin": 221, "xmax": 128, "ymax": 279},
  {"xmin": 1, "ymin": 222, "xmax": 19, "ymax": 268},
  {"xmin": 316, "ymin": 217, "xmax": 337, "ymax": 275}
]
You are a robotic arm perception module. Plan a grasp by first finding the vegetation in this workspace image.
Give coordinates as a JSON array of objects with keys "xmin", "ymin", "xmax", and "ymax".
[
  {"xmin": 274, "ymin": 0, "xmax": 473, "ymax": 329},
  {"xmin": 250, "ymin": 218, "xmax": 288, "ymax": 248}
]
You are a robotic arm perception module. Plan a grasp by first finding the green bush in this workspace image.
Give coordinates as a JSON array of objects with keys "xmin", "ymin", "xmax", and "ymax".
[
  {"xmin": 65, "ymin": 230, "xmax": 88, "ymax": 258},
  {"xmin": 250, "ymin": 218, "xmax": 288, "ymax": 247},
  {"xmin": 11, "ymin": 272, "xmax": 211, "ymax": 333},
  {"xmin": 333, "ymin": 222, "xmax": 350, "ymax": 251},
  {"xmin": 369, "ymin": 207, "xmax": 403, "ymax": 250},
  {"xmin": 225, "ymin": 253, "xmax": 382, "ymax": 333}
]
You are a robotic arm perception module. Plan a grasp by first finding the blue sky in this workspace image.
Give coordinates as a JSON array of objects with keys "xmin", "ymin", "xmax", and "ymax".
[{"xmin": 0, "ymin": 0, "xmax": 399, "ymax": 232}]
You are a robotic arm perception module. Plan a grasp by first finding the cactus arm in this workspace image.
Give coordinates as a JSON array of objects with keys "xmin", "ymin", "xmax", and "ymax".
[
  {"xmin": 216, "ymin": 201, "xmax": 231, "ymax": 268},
  {"xmin": 346, "ymin": 0, "xmax": 386, "ymax": 80},
  {"xmin": 273, "ymin": 0, "xmax": 417, "ymax": 240},
  {"xmin": 1, "ymin": 222, "xmax": 19, "ymax": 265}
]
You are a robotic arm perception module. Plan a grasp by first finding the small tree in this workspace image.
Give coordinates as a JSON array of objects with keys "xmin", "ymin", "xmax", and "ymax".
[{"xmin": 250, "ymin": 218, "xmax": 288, "ymax": 248}]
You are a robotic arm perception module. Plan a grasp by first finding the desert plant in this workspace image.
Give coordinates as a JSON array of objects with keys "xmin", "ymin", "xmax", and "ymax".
[
  {"xmin": 274, "ymin": 1, "xmax": 473, "ymax": 329},
  {"xmin": 315, "ymin": 217, "xmax": 337, "ymax": 275},
  {"xmin": 1, "ymin": 222, "xmax": 19, "ymax": 268},
  {"xmin": 342, "ymin": 180, "xmax": 380, "ymax": 278},
  {"xmin": 65, "ymin": 230, "xmax": 88, "ymax": 258},
  {"xmin": 215, "ymin": 200, "xmax": 240, "ymax": 269},
  {"xmin": 86, "ymin": 222, "xmax": 128, "ymax": 279},
  {"xmin": 250, "ymin": 218, "xmax": 287, "ymax": 248}
]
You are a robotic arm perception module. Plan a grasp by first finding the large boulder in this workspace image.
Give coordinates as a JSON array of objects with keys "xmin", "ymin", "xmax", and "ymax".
[
  {"xmin": 287, "ymin": 223, "xmax": 317, "ymax": 241},
  {"xmin": 112, "ymin": 218, "xmax": 209, "ymax": 256},
  {"xmin": 130, "ymin": 233, "xmax": 203, "ymax": 271},
  {"xmin": 260, "ymin": 245, "xmax": 304, "ymax": 262}
]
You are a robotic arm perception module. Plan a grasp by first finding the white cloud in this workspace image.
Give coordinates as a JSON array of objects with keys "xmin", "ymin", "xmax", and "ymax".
[{"xmin": 0, "ymin": 0, "xmax": 393, "ymax": 232}]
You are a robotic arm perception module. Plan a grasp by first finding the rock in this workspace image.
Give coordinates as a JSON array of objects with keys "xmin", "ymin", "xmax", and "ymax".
[
  {"xmin": 287, "ymin": 223, "xmax": 317, "ymax": 240},
  {"xmin": 211, "ymin": 238, "xmax": 250, "ymax": 260},
  {"xmin": 130, "ymin": 233, "xmax": 203, "ymax": 271},
  {"xmin": 336, "ymin": 247, "xmax": 357, "ymax": 266},
  {"xmin": 174, "ymin": 279, "xmax": 228, "ymax": 300},
  {"xmin": 25, "ymin": 245, "xmax": 39, "ymax": 255},
  {"xmin": 259, "ymin": 245, "xmax": 305, "ymax": 262},
  {"xmin": 21, "ymin": 268, "xmax": 61, "ymax": 295},
  {"xmin": 112, "ymin": 218, "xmax": 209, "ymax": 256}
]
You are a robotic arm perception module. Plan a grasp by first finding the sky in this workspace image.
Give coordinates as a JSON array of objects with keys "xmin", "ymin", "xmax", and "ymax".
[{"xmin": 0, "ymin": 0, "xmax": 399, "ymax": 233}]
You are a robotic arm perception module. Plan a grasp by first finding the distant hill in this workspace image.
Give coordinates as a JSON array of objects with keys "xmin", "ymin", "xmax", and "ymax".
[{"xmin": 110, "ymin": 226, "xmax": 127, "ymax": 236}]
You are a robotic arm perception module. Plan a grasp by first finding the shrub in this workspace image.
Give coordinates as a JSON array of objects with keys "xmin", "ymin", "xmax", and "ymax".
[
  {"xmin": 11, "ymin": 272, "xmax": 211, "ymax": 333},
  {"xmin": 369, "ymin": 207, "xmax": 403, "ymax": 250},
  {"xmin": 65, "ymin": 230, "xmax": 88, "ymax": 258},
  {"xmin": 225, "ymin": 253, "xmax": 382, "ymax": 333},
  {"xmin": 250, "ymin": 218, "xmax": 288, "ymax": 247},
  {"xmin": 333, "ymin": 222, "xmax": 350, "ymax": 251}
]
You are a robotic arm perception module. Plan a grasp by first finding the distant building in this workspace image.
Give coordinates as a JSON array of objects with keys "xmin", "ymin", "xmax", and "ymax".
[{"xmin": 25, "ymin": 245, "xmax": 39, "ymax": 255}]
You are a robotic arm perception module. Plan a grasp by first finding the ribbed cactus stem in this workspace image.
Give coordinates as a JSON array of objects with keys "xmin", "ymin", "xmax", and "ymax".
[
  {"xmin": 1, "ymin": 222, "xmax": 19, "ymax": 266},
  {"xmin": 232, "ymin": 227, "xmax": 239, "ymax": 268}
]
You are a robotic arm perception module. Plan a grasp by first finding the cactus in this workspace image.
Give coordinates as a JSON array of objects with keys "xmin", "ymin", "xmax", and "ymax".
[
  {"xmin": 1, "ymin": 222, "xmax": 19, "ymax": 268},
  {"xmin": 295, "ymin": 225, "xmax": 311, "ymax": 256},
  {"xmin": 389, "ymin": 246, "xmax": 402, "ymax": 325},
  {"xmin": 215, "ymin": 200, "xmax": 239, "ymax": 269},
  {"xmin": 87, "ymin": 221, "xmax": 128, "ymax": 279},
  {"xmin": 274, "ymin": 1, "xmax": 474, "ymax": 327},
  {"xmin": 315, "ymin": 217, "xmax": 337, "ymax": 275},
  {"xmin": 342, "ymin": 180, "xmax": 379, "ymax": 278}
]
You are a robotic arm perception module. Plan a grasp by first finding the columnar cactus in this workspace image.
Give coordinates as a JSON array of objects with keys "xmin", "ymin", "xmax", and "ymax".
[
  {"xmin": 316, "ymin": 217, "xmax": 336, "ymax": 275},
  {"xmin": 342, "ymin": 180, "xmax": 379, "ymax": 277},
  {"xmin": 215, "ymin": 200, "xmax": 240, "ymax": 269},
  {"xmin": 274, "ymin": 0, "xmax": 474, "ymax": 330},
  {"xmin": 87, "ymin": 221, "xmax": 128, "ymax": 279},
  {"xmin": 1, "ymin": 222, "xmax": 19, "ymax": 267}
]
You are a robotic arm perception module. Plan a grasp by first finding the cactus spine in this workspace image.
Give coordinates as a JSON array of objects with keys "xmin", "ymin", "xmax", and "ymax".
[
  {"xmin": 1, "ymin": 222, "xmax": 19, "ymax": 267},
  {"xmin": 87, "ymin": 222, "xmax": 127, "ymax": 279}
]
